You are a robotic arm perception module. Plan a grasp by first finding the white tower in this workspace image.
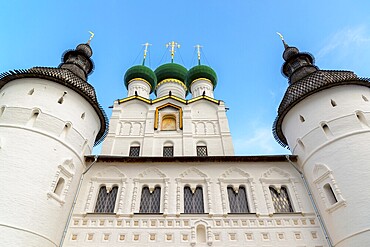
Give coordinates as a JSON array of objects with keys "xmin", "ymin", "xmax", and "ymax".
[
  {"xmin": 0, "ymin": 41, "xmax": 107, "ymax": 247},
  {"xmin": 273, "ymin": 39, "xmax": 370, "ymax": 246}
]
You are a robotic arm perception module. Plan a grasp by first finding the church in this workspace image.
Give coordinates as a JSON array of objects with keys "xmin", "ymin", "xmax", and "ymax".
[{"xmin": 1, "ymin": 36, "xmax": 369, "ymax": 247}]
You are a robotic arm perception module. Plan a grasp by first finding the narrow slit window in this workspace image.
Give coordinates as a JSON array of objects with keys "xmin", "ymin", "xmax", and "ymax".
[
  {"xmin": 299, "ymin": 115, "xmax": 305, "ymax": 123},
  {"xmin": 81, "ymin": 112, "xmax": 85, "ymax": 119},
  {"xmin": 322, "ymin": 123, "xmax": 333, "ymax": 137},
  {"xmin": 362, "ymin": 95, "xmax": 369, "ymax": 102},
  {"xmin": 323, "ymin": 183, "xmax": 337, "ymax": 205},
  {"xmin": 54, "ymin": 177, "xmax": 65, "ymax": 196},
  {"xmin": 28, "ymin": 88, "xmax": 34, "ymax": 95},
  {"xmin": 330, "ymin": 99, "xmax": 337, "ymax": 107},
  {"xmin": 356, "ymin": 112, "xmax": 369, "ymax": 127}
]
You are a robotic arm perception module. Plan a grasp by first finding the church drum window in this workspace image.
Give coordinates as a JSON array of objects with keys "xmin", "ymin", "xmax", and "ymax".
[
  {"xmin": 184, "ymin": 186, "xmax": 204, "ymax": 213},
  {"xmin": 196, "ymin": 146, "xmax": 208, "ymax": 156},
  {"xmin": 94, "ymin": 186, "xmax": 118, "ymax": 213},
  {"xmin": 227, "ymin": 186, "xmax": 249, "ymax": 213},
  {"xmin": 269, "ymin": 186, "xmax": 293, "ymax": 213},
  {"xmin": 139, "ymin": 186, "xmax": 161, "ymax": 213},
  {"xmin": 163, "ymin": 146, "xmax": 174, "ymax": 157},
  {"xmin": 129, "ymin": 146, "xmax": 140, "ymax": 157}
]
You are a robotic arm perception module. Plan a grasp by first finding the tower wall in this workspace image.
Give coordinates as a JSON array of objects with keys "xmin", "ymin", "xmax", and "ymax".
[
  {"xmin": 281, "ymin": 85, "xmax": 370, "ymax": 246},
  {"xmin": 190, "ymin": 79, "xmax": 214, "ymax": 98},
  {"xmin": 127, "ymin": 79, "xmax": 151, "ymax": 98},
  {"xmin": 156, "ymin": 80, "xmax": 186, "ymax": 99},
  {"xmin": 0, "ymin": 78, "xmax": 101, "ymax": 246}
]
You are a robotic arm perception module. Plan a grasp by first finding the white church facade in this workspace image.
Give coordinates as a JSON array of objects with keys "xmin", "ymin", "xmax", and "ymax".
[{"xmin": 0, "ymin": 39, "xmax": 369, "ymax": 247}]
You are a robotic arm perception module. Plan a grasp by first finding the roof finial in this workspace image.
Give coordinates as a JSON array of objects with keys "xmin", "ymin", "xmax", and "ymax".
[
  {"xmin": 166, "ymin": 41, "xmax": 180, "ymax": 63},
  {"xmin": 87, "ymin": 31, "xmax": 95, "ymax": 44},
  {"xmin": 276, "ymin": 32, "xmax": 289, "ymax": 49},
  {"xmin": 195, "ymin": 44, "xmax": 203, "ymax": 65},
  {"xmin": 142, "ymin": 42, "xmax": 152, "ymax": 65}
]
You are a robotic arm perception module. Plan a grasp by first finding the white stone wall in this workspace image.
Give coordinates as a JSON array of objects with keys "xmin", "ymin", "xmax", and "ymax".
[
  {"xmin": 156, "ymin": 80, "xmax": 187, "ymax": 99},
  {"xmin": 0, "ymin": 78, "xmax": 101, "ymax": 247},
  {"xmin": 282, "ymin": 85, "xmax": 370, "ymax": 246},
  {"xmin": 64, "ymin": 160, "xmax": 328, "ymax": 247},
  {"xmin": 101, "ymin": 97, "xmax": 234, "ymax": 156},
  {"xmin": 190, "ymin": 79, "xmax": 214, "ymax": 98},
  {"xmin": 127, "ymin": 79, "xmax": 151, "ymax": 98}
]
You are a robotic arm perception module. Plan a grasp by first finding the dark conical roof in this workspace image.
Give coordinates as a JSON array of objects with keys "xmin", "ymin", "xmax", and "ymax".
[
  {"xmin": 124, "ymin": 65, "xmax": 157, "ymax": 93},
  {"xmin": 186, "ymin": 65, "xmax": 217, "ymax": 89}
]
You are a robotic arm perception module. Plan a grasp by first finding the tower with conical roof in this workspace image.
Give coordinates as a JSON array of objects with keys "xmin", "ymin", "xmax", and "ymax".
[
  {"xmin": 0, "ymin": 35, "xmax": 107, "ymax": 246},
  {"xmin": 273, "ymin": 37, "xmax": 370, "ymax": 246},
  {"xmin": 101, "ymin": 42, "xmax": 233, "ymax": 156}
]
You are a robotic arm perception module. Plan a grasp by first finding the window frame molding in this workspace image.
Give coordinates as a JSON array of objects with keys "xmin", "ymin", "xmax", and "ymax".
[
  {"xmin": 218, "ymin": 167, "xmax": 258, "ymax": 215},
  {"xmin": 176, "ymin": 167, "xmax": 212, "ymax": 215},
  {"xmin": 313, "ymin": 164, "xmax": 346, "ymax": 213},
  {"xmin": 130, "ymin": 167, "xmax": 169, "ymax": 216},
  {"xmin": 47, "ymin": 158, "xmax": 75, "ymax": 205},
  {"xmin": 260, "ymin": 167, "xmax": 303, "ymax": 216},
  {"xmin": 84, "ymin": 168, "xmax": 127, "ymax": 215}
]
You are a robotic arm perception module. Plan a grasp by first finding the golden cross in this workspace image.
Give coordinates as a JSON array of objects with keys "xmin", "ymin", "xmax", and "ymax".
[
  {"xmin": 142, "ymin": 42, "xmax": 152, "ymax": 65},
  {"xmin": 195, "ymin": 44, "xmax": 203, "ymax": 65},
  {"xmin": 276, "ymin": 32, "xmax": 284, "ymax": 41},
  {"xmin": 166, "ymin": 41, "xmax": 180, "ymax": 62}
]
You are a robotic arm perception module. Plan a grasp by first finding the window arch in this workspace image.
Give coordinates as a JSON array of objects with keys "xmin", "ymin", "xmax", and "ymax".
[
  {"xmin": 227, "ymin": 186, "xmax": 249, "ymax": 213},
  {"xmin": 139, "ymin": 186, "xmax": 161, "ymax": 213},
  {"xmin": 184, "ymin": 186, "xmax": 204, "ymax": 213},
  {"xmin": 269, "ymin": 186, "xmax": 293, "ymax": 213},
  {"xmin": 94, "ymin": 186, "xmax": 119, "ymax": 213}
]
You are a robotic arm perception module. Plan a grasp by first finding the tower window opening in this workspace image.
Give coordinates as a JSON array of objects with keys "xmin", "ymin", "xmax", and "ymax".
[
  {"xmin": 81, "ymin": 112, "xmax": 86, "ymax": 119},
  {"xmin": 321, "ymin": 123, "xmax": 333, "ymax": 137},
  {"xmin": 0, "ymin": 106, "xmax": 5, "ymax": 118},
  {"xmin": 28, "ymin": 88, "xmax": 34, "ymax": 95},
  {"xmin": 227, "ymin": 186, "xmax": 249, "ymax": 213},
  {"xmin": 27, "ymin": 110, "xmax": 40, "ymax": 127},
  {"xmin": 94, "ymin": 186, "xmax": 118, "ymax": 213},
  {"xmin": 163, "ymin": 146, "xmax": 174, "ymax": 157},
  {"xmin": 184, "ymin": 186, "xmax": 204, "ymax": 213},
  {"xmin": 330, "ymin": 99, "xmax": 337, "ymax": 107},
  {"xmin": 299, "ymin": 115, "xmax": 305, "ymax": 122},
  {"xmin": 139, "ymin": 186, "xmax": 161, "ymax": 213},
  {"xmin": 269, "ymin": 186, "xmax": 294, "ymax": 213},
  {"xmin": 196, "ymin": 146, "xmax": 208, "ymax": 156},
  {"xmin": 58, "ymin": 91, "xmax": 67, "ymax": 104},
  {"xmin": 297, "ymin": 139, "xmax": 305, "ymax": 150},
  {"xmin": 362, "ymin": 95, "xmax": 369, "ymax": 102},
  {"xmin": 129, "ymin": 146, "xmax": 140, "ymax": 157},
  {"xmin": 356, "ymin": 111, "xmax": 369, "ymax": 127},
  {"xmin": 60, "ymin": 123, "xmax": 71, "ymax": 138},
  {"xmin": 323, "ymin": 183, "xmax": 337, "ymax": 205},
  {"xmin": 53, "ymin": 177, "xmax": 65, "ymax": 196}
]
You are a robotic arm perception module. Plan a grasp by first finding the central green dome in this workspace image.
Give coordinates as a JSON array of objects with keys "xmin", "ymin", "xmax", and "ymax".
[
  {"xmin": 124, "ymin": 65, "xmax": 157, "ymax": 93},
  {"xmin": 186, "ymin": 65, "xmax": 217, "ymax": 89},
  {"xmin": 155, "ymin": 63, "xmax": 188, "ymax": 84}
]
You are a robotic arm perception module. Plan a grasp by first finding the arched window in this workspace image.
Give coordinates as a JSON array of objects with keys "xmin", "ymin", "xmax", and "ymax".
[
  {"xmin": 139, "ymin": 186, "xmax": 161, "ymax": 213},
  {"xmin": 184, "ymin": 186, "xmax": 204, "ymax": 213},
  {"xmin": 94, "ymin": 186, "xmax": 118, "ymax": 213},
  {"xmin": 227, "ymin": 186, "xmax": 249, "ymax": 213},
  {"xmin": 161, "ymin": 114, "xmax": 176, "ymax": 130},
  {"xmin": 196, "ymin": 224, "xmax": 206, "ymax": 243},
  {"xmin": 269, "ymin": 186, "xmax": 293, "ymax": 213},
  {"xmin": 53, "ymin": 177, "xmax": 65, "ymax": 196}
]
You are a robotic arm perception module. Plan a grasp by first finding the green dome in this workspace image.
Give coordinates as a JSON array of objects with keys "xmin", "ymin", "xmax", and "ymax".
[
  {"xmin": 155, "ymin": 63, "xmax": 188, "ymax": 84},
  {"xmin": 124, "ymin": 65, "xmax": 157, "ymax": 92},
  {"xmin": 186, "ymin": 65, "xmax": 217, "ymax": 89}
]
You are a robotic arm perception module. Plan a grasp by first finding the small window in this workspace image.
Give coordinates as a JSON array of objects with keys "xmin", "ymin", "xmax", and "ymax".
[
  {"xmin": 161, "ymin": 115, "xmax": 176, "ymax": 130},
  {"xmin": 163, "ymin": 146, "xmax": 174, "ymax": 157},
  {"xmin": 94, "ymin": 186, "xmax": 118, "ymax": 213},
  {"xmin": 139, "ymin": 186, "xmax": 161, "ymax": 213},
  {"xmin": 129, "ymin": 146, "xmax": 140, "ymax": 157},
  {"xmin": 269, "ymin": 186, "xmax": 293, "ymax": 213},
  {"xmin": 323, "ymin": 183, "xmax": 337, "ymax": 205},
  {"xmin": 54, "ymin": 177, "xmax": 65, "ymax": 196},
  {"xmin": 227, "ymin": 186, "xmax": 249, "ymax": 213},
  {"xmin": 184, "ymin": 186, "xmax": 204, "ymax": 213},
  {"xmin": 196, "ymin": 146, "xmax": 208, "ymax": 156}
]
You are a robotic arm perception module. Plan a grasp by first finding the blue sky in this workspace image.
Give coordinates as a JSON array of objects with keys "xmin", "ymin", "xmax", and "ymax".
[{"xmin": 1, "ymin": 0, "xmax": 370, "ymax": 155}]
